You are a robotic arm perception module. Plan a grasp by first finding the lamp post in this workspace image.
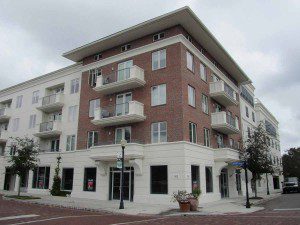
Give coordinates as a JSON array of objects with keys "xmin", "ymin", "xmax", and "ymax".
[
  {"xmin": 119, "ymin": 139, "xmax": 127, "ymax": 209},
  {"xmin": 266, "ymin": 173, "xmax": 270, "ymax": 195},
  {"xmin": 244, "ymin": 161, "xmax": 251, "ymax": 208}
]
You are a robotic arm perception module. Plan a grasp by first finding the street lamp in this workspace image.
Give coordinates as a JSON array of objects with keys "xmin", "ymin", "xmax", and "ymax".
[
  {"xmin": 243, "ymin": 161, "xmax": 251, "ymax": 208},
  {"xmin": 119, "ymin": 139, "xmax": 127, "ymax": 209},
  {"xmin": 266, "ymin": 173, "xmax": 270, "ymax": 195}
]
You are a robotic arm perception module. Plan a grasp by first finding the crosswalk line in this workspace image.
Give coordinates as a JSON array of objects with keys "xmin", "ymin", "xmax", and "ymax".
[{"xmin": 0, "ymin": 214, "xmax": 39, "ymax": 221}]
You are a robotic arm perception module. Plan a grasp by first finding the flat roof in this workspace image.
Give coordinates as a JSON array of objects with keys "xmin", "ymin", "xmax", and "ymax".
[{"xmin": 63, "ymin": 6, "xmax": 251, "ymax": 84}]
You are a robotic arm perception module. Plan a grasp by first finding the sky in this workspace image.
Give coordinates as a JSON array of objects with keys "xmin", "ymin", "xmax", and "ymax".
[{"xmin": 0, "ymin": 0, "xmax": 299, "ymax": 152}]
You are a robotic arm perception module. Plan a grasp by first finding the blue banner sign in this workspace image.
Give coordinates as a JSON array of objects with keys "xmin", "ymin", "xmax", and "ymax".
[{"xmin": 231, "ymin": 161, "xmax": 244, "ymax": 167}]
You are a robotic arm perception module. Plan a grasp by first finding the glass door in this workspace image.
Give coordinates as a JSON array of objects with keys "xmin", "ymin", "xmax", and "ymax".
[
  {"xmin": 220, "ymin": 168, "xmax": 229, "ymax": 198},
  {"xmin": 117, "ymin": 60, "xmax": 133, "ymax": 81},
  {"xmin": 110, "ymin": 167, "xmax": 134, "ymax": 201},
  {"xmin": 115, "ymin": 127, "xmax": 131, "ymax": 144},
  {"xmin": 116, "ymin": 93, "xmax": 132, "ymax": 116}
]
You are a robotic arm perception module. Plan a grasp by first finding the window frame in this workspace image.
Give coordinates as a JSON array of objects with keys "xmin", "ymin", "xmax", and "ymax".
[
  {"xmin": 89, "ymin": 68, "xmax": 101, "ymax": 87},
  {"xmin": 152, "ymin": 49, "xmax": 166, "ymax": 70},
  {"xmin": 29, "ymin": 114, "xmax": 36, "ymax": 129},
  {"xmin": 83, "ymin": 167, "xmax": 97, "ymax": 192},
  {"xmin": 87, "ymin": 131, "xmax": 99, "ymax": 148},
  {"xmin": 68, "ymin": 105, "xmax": 78, "ymax": 122},
  {"xmin": 150, "ymin": 165, "xmax": 168, "ymax": 194},
  {"xmin": 70, "ymin": 78, "xmax": 80, "ymax": 94},
  {"xmin": 66, "ymin": 135, "xmax": 76, "ymax": 151},
  {"xmin": 205, "ymin": 166, "xmax": 213, "ymax": 193},
  {"xmin": 188, "ymin": 85, "xmax": 196, "ymax": 107},
  {"xmin": 186, "ymin": 51, "xmax": 194, "ymax": 72},
  {"xmin": 202, "ymin": 94, "xmax": 209, "ymax": 114},
  {"xmin": 189, "ymin": 122, "xmax": 197, "ymax": 143},
  {"xmin": 151, "ymin": 121, "xmax": 167, "ymax": 143},
  {"xmin": 203, "ymin": 128, "xmax": 210, "ymax": 147},
  {"xmin": 151, "ymin": 84, "xmax": 166, "ymax": 106},
  {"xmin": 89, "ymin": 99, "xmax": 100, "ymax": 118},
  {"xmin": 32, "ymin": 166, "xmax": 50, "ymax": 189},
  {"xmin": 200, "ymin": 62, "xmax": 207, "ymax": 82},
  {"xmin": 153, "ymin": 32, "xmax": 165, "ymax": 42},
  {"xmin": 16, "ymin": 95, "xmax": 23, "ymax": 108},
  {"xmin": 32, "ymin": 91, "xmax": 39, "ymax": 104}
]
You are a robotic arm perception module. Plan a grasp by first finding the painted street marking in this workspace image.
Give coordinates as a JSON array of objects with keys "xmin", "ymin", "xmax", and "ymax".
[
  {"xmin": 10, "ymin": 214, "xmax": 111, "ymax": 225},
  {"xmin": 110, "ymin": 217, "xmax": 166, "ymax": 225},
  {"xmin": 0, "ymin": 214, "xmax": 39, "ymax": 221},
  {"xmin": 273, "ymin": 208, "xmax": 300, "ymax": 211}
]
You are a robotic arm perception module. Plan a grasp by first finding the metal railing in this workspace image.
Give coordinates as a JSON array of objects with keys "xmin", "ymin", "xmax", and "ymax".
[
  {"xmin": 39, "ymin": 121, "xmax": 54, "ymax": 132},
  {"xmin": 42, "ymin": 94, "xmax": 58, "ymax": 106},
  {"xmin": 93, "ymin": 139, "xmax": 145, "ymax": 146},
  {"xmin": 100, "ymin": 102, "xmax": 130, "ymax": 118},
  {"xmin": 224, "ymin": 83, "xmax": 236, "ymax": 100},
  {"xmin": 226, "ymin": 114, "xmax": 237, "ymax": 128},
  {"xmin": 217, "ymin": 142, "xmax": 240, "ymax": 150},
  {"xmin": 102, "ymin": 68, "xmax": 131, "ymax": 85}
]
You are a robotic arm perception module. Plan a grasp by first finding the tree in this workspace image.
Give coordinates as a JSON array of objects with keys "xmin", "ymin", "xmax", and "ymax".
[
  {"xmin": 50, "ymin": 155, "xmax": 62, "ymax": 196},
  {"xmin": 8, "ymin": 137, "xmax": 39, "ymax": 196},
  {"xmin": 282, "ymin": 147, "xmax": 300, "ymax": 179},
  {"xmin": 243, "ymin": 124, "xmax": 273, "ymax": 197}
]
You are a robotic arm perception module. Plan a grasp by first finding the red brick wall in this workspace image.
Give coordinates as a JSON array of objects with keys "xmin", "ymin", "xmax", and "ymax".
[{"xmin": 76, "ymin": 25, "xmax": 242, "ymax": 150}]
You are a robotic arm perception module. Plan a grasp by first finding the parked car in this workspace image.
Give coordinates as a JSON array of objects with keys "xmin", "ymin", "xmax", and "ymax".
[{"xmin": 282, "ymin": 177, "xmax": 300, "ymax": 193}]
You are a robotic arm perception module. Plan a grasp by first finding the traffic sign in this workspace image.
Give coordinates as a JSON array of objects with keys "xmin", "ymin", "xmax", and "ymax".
[{"xmin": 231, "ymin": 161, "xmax": 244, "ymax": 167}]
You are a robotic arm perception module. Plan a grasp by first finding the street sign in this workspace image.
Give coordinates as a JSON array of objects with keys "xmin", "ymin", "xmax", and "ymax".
[{"xmin": 231, "ymin": 161, "xmax": 244, "ymax": 167}]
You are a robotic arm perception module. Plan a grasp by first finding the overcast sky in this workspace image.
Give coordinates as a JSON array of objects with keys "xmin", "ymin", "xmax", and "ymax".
[{"xmin": 0, "ymin": 0, "xmax": 299, "ymax": 152}]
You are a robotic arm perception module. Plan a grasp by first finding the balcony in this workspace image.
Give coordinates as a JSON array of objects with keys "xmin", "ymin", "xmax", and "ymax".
[
  {"xmin": 33, "ymin": 121, "xmax": 62, "ymax": 138},
  {"xmin": 209, "ymin": 80, "xmax": 238, "ymax": 106},
  {"xmin": 93, "ymin": 66, "xmax": 145, "ymax": 95},
  {"xmin": 36, "ymin": 93, "xmax": 64, "ymax": 113},
  {"xmin": 0, "ymin": 108, "xmax": 11, "ymax": 123},
  {"xmin": 0, "ymin": 130, "xmax": 9, "ymax": 143},
  {"xmin": 214, "ymin": 145, "xmax": 240, "ymax": 162},
  {"xmin": 90, "ymin": 140, "xmax": 144, "ymax": 161},
  {"xmin": 91, "ymin": 101, "xmax": 146, "ymax": 127},
  {"xmin": 211, "ymin": 111, "xmax": 240, "ymax": 135}
]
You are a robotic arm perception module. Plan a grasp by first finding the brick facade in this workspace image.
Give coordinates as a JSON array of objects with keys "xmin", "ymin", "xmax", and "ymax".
[{"xmin": 77, "ymin": 26, "xmax": 242, "ymax": 150}]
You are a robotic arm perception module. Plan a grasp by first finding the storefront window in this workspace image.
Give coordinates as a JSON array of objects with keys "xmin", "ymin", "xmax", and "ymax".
[
  {"xmin": 32, "ymin": 167, "xmax": 50, "ymax": 189},
  {"xmin": 83, "ymin": 168, "xmax": 97, "ymax": 192},
  {"xmin": 150, "ymin": 165, "xmax": 168, "ymax": 194}
]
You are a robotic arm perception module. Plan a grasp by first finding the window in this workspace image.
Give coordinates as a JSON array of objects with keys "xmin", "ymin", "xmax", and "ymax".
[
  {"xmin": 202, "ymin": 94, "xmax": 209, "ymax": 114},
  {"xmin": 66, "ymin": 135, "xmax": 76, "ymax": 151},
  {"xmin": 94, "ymin": 53, "xmax": 102, "ymax": 61},
  {"xmin": 16, "ymin": 95, "xmax": 23, "ymax": 108},
  {"xmin": 200, "ymin": 63, "xmax": 207, "ymax": 81},
  {"xmin": 115, "ymin": 127, "xmax": 131, "ymax": 144},
  {"xmin": 49, "ymin": 112, "xmax": 62, "ymax": 121},
  {"xmin": 151, "ymin": 84, "xmax": 166, "ymax": 106},
  {"xmin": 68, "ymin": 105, "xmax": 78, "ymax": 122},
  {"xmin": 229, "ymin": 138, "xmax": 234, "ymax": 147},
  {"xmin": 152, "ymin": 49, "xmax": 166, "ymax": 70},
  {"xmin": 29, "ymin": 114, "xmax": 36, "ymax": 129},
  {"xmin": 61, "ymin": 168, "xmax": 74, "ymax": 191},
  {"xmin": 153, "ymin": 32, "xmax": 165, "ymax": 42},
  {"xmin": 32, "ymin": 167, "xmax": 50, "ymax": 189},
  {"xmin": 252, "ymin": 112, "xmax": 255, "ymax": 122},
  {"xmin": 150, "ymin": 165, "xmax": 168, "ymax": 194},
  {"xmin": 235, "ymin": 116, "xmax": 239, "ymax": 129},
  {"xmin": 189, "ymin": 122, "xmax": 197, "ymax": 143},
  {"xmin": 121, "ymin": 44, "xmax": 131, "ymax": 52},
  {"xmin": 83, "ymin": 167, "xmax": 97, "ymax": 192},
  {"xmin": 217, "ymin": 133, "xmax": 224, "ymax": 148},
  {"xmin": 247, "ymin": 127, "xmax": 251, "ymax": 138},
  {"xmin": 10, "ymin": 144, "xmax": 16, "ymax": 156},
  {"xmin": 70, "ymin": 78, "xmax": 80, "ymax": 94},
  {"xmin": 245, "ymin": 106, "xmax": 249, "ymax": 118},
  {"xmin": 151, "ymin": 122, "xmax": 167, "ymax": 143},
  {"xmin": 191, "ymin": 165, "xmax": 200, "ymax": 191},
  {"xmin": 204, "ymin": 128, "xmax": 210, "ymax": 147},
  {"xmin": 89, "ymin": 99, "xmax": 100, "ymax": 117},
  {"xmin": 186, "ymin": 51, "xmax": 194, "ymax": 72},
  {"xmin": 215, "ymin": 103, "xmax": 222, "ymax": 112},
  {"xmin": 12, "ymin": 118, "xmax": 20, "ymax": 132},
  {"xmin": 89, "ymin": 68, "xmax": 101, "ymax": 87},
  {"xmin": 188, "ymin": 85, "xmax": 195, "ymax": 107},
  {"xmin": 205, "ymin": 166, "xmax": 213, "ymax": 193},
  {"xmin": 32, "ymin": 91, "xmax": 39, "ymax": 104},
  {"xmin": 51, "ymin": 139, "xmax": 60, "ymax": 152},
  {"xmin": 87, "ymin": 131, "xmax": 99, "ymax": 148}
]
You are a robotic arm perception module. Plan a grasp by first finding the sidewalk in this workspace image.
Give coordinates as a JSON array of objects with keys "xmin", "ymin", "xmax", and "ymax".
[{"xmin": 0, "ymin": 190, "xmax": 280, "ymax": 216}]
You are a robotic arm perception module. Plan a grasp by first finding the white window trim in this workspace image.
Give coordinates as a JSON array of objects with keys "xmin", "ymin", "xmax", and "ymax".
[
  {"xmin": 152, "ymin": 49, "xmax": 166, "ymax": 71},
  {"xmin": 115, "ymin": 126, "xmax": 131, "ymax": 144},
  {"xmin": 151, "ymin": 84, "xmax": 166, "ymax": 106},
  {"xmin": 188, "ymin": 85, "xmax": 196, "ymax": 107},
  {"xmin": 189, "ymin": 122, "xmax": 197, "ymax": 143},
  {"xmin": 151, "ymin": 122, "xmax": 167, "ymax": 143},
  {"xmin": 186, "ymin": 51, "xmax": 194, "ymax": 72}
]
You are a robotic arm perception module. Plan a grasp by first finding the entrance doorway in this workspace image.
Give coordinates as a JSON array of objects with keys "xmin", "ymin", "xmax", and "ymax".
[
  {"xmin": 109, "ymin": 167, "xmax": 134, "ymax": 201},
  {"xmin": 235, "ymin": 170, "xmax": 242, "ymax": 195},
  {"xmin": 220, "ymin": 168, "xmax": 229, "ymax": 198},
  {"xmin": 20, "ymin": 171, "xmax": 29, "ymax": 192},
  {"xmin": 4, "ymin": 168, "xmax": 16, "ymax": 191},
  {"xmin": 273, "ymin": 176, "xmax": 280, "ymax": 189}
]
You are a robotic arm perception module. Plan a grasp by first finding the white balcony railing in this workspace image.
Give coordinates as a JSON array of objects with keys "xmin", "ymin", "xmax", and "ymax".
[
  {"xmin": 0, "ymin": 107, "xmax": 11, "ymax": 122},
  {"xmin": 211, "ymin": 111, "xmax": 239, "ymax": 135},
  {"xmin": 92, "ymin": 101, "xmax": 146, "ymax": 127},
  {"xmin": 209, "ymin": 80, "xmax": 238, "ymax": 106},
  {"xmin": 37, "ymin": 93, "xmax": 64, "ymax": 113},
  {"xmin": 33, "ymin": 120, "xmax": 62, "ymax": 138},
  {"xmin": 94, "ymin": 66, "xmax": 145, "ymax": 94}
]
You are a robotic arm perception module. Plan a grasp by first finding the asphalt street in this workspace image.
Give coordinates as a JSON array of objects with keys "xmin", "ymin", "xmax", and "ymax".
[{"xmin": 0, "ymin": 193, "xmax": 299, "ymax": 225}]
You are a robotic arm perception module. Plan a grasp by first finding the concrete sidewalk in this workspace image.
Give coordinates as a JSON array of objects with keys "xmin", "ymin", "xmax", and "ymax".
[{"xmin": 0, "ymin": 190, "xmax": 280, "ymax": 216}]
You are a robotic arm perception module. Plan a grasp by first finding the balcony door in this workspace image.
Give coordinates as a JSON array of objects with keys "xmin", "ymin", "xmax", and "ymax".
[
  {"xmin": 115, "ymin": 127, "xmax": 131, "ymax": 144},
  {"xmin": 117, "ymin": 60, "xmax": 133, "ymax": 81},
  {"xmin": 116, "ymin": 93, "xmax": 132, "ymax": 116}
]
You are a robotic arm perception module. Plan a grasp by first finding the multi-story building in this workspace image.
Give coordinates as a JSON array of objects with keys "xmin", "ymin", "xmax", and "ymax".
[
  {"xmin": 0, "ymin": 7, "xmax": 280, "ymax": 204},
  {"xmin": 254, "ymin": 98, "xmax": 283, "ymax": 192}
]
